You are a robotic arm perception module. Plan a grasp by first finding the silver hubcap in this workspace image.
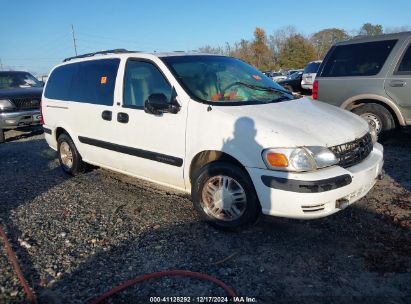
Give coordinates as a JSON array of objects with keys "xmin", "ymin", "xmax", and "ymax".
[
  {"xmin": 201, "ymin": 175, "xmax": 247, "ymax": 221},
  {"xmin": 60, "ymin": 142, "xmax": 73, "ymax": 169},
  {"xmin": 361, "ymin": 113, "xmax": 383, "ymax": 134}
]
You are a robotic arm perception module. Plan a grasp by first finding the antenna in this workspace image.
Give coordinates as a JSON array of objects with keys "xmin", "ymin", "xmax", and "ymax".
[{"xmin": 71, "ymin": 24, "xmax": 78, "ymax": 56}]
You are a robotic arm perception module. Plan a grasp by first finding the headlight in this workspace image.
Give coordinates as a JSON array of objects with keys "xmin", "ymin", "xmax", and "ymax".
[
  {"xmin": 262, "ymin": 146, "xmax": 338, "ymax": 172},
  {"xmin": 0, "ymin": 99, "xmax": 15, "ymax": 111}
]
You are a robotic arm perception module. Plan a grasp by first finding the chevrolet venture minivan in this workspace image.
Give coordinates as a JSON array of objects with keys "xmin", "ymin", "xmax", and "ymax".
[{"xmin": 42, "ymin": 50, "xmax": 383, "ymax": 229}]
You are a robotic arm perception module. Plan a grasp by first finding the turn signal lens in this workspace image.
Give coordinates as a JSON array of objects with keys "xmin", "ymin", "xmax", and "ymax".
[{"xmin": 266, "ymin": 152, "xmax": 289, "ymax": 167}]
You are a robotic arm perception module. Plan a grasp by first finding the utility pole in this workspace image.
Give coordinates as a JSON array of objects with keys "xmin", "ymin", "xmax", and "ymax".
[
  {"xmin": 0, "ymin": 58, "xmax": 3, "ymax": 70},
  {"xmin": 71, "ymin": 24, "xmax": 78, "ymax": 56}
]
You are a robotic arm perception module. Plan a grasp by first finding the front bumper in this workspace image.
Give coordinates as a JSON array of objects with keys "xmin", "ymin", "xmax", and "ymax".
[
  {"xmin": 247, "ymin": 143, "xmax": 383, "ymax": 219},
  {"xmin": 0, "ymin": 110, "xmax": 41, "ymax": 129}
]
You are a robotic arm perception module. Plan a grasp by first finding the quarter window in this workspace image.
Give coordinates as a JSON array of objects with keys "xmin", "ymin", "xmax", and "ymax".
[
  {"xmin": 320, "ymin": 40, "xmax": 397, "ymax": 77},
  {"xmin": 396, "ymin": 44, "xmax": 411, "ymax": 75},
  {"xmin": 123, "ymin": 60, "xmax": 172, "ymax": 108}
]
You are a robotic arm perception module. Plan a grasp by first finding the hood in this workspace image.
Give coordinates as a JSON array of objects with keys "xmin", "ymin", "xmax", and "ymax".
[
  {"xmin": 214, "ymin": 97, "xmax": 369, "ymax": 148},
  {"xmin": 0, "ymin": 87, "xmax": 43, "ymax": 99}
]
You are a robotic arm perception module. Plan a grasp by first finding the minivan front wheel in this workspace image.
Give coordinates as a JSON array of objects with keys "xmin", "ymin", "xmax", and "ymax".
[
  {"xmin": 57, "ymin": 133, "xmax": 85, "ymax": 175},
  {"xmin": 352, "ymin": 103, "xmax": 395, "ymax": 135},
  {"xmin": 192, "ymin": 162, "xmax": 260, "ymax": 230}
]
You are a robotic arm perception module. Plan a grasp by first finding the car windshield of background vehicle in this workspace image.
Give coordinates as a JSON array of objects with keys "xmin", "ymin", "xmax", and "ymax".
[
  {"xmin": 162, "ymin": 55, "xmax": 291, "ymax": 104},
  {"xmin": 320, "ymin": 40, "xmax": 397, "ymax": 77},
  {"xmin": 0, "ymin": 72, "xmax": 43, "ymax": 89}
]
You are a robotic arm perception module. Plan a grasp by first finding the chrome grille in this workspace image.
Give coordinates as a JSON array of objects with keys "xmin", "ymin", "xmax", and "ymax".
[
  {"xmin": 329, "ymin": 133, "xmax": 373, "ymax": 168},
  {"xmin": 11, "ymin": 98, "xmax": 41, "ymax": 110}
]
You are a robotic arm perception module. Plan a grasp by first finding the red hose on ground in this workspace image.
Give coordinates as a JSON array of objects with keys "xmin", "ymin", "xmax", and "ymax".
[
  {"xmin": 90, "ymin": 270, "xmax": 239, "ymax": 304},
  {"xmin": 0, "ymin": 225, "xmax": 36, "ymax": 303},
  {"xmin": 0, "ymin": 224, "xmax": 239, "ymax": 303}
]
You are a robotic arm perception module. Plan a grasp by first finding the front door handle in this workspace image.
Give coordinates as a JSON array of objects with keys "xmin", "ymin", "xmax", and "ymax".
[
  {"xmin": 101, "ymin": 110, "xmax": 112, "ymax": 121},
  {"xmin": 389, "ymin": 80, "xmax": 406, "ymax": 87},
  {"xmin": 117, "ymin": 112, "xmax": 129, "ymax": 123}
]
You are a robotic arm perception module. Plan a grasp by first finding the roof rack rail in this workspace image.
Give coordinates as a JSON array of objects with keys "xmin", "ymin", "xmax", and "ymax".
[{"xmin": 63, "ymin": 48, "xmax": 133, "ymax": 62}]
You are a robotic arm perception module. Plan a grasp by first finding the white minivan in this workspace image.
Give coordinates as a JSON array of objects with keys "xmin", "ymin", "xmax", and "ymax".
[{"xmin": 42, "ymin": 50, "xmax": 383, "ymax": 229}]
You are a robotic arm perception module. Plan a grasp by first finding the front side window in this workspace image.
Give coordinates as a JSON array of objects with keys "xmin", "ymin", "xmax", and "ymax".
[
  {"xmin": 396, "ymin": 44, "xmax": 411, "ymax": 75},
  {"xmin": 123, "ymin": 60, "xmax": 172, "ymax": 108},
  {"xmin": 0, "ymin": 72, "xmax": 42, "ymax": 90},
  {"xmin": 320, "ymin": 40, "xmax": 397, "ymax": 77},
  {"xmin": 161, "ymin": 56, "xmax": 290, "ymax": 104}
]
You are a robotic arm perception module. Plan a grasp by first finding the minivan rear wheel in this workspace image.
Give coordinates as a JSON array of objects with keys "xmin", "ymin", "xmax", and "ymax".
[
  {"xmin": 57, "ymin": 133, "xmax": 85, "ymax": 175},
  {"xmin": 191, "ymin": 162, "xmax": 260, "ymax": 230},
  {"xmin": 352, "ymin": 103, "xmax": 395, "ymax": 135}
]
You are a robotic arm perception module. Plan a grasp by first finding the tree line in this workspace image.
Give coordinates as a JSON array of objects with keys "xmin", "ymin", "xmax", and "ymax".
[{"xmin": 197, "ymin": 23, "xmax": 411, "ymax": 71}]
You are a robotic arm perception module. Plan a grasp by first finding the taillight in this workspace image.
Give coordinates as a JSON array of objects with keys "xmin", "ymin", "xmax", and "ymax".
[
  {"xmin": 40, "ymin": 99, "xmax": 44, "ymax": 125},
  {"xmin": 312, "ymin": 80, "xmax": 318, "ymax": 100}
]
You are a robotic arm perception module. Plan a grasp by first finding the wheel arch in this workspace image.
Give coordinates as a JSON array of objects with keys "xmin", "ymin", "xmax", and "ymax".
[
  {"xmin": 188, "ymin": 150, "xmax": 247, "ymax": 183},
  {"xmin": 341, "ymin": 94, "xmax": 406, "ymax": 126}
]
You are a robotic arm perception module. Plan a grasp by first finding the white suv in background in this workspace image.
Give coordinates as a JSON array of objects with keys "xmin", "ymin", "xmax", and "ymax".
[
  {"xmin": 301, "ymin": 60, "xmax": 322, "ymax": 90},
  {"xmin": 42, "ymin": 50, "xmax": 383, "ymax": 229}
]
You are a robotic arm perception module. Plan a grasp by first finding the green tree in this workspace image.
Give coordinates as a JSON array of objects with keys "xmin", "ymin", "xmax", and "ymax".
[
  {"xmin": 359, "ymin": 23, "xmax": 383, "ymax": 36},
  {"xmin": 311, "ymin": 28, "xmax": 350, "ymax": 59},
  {"xmin": 278, "ymin": 34, "xmax": 316, "ymax": 69}
]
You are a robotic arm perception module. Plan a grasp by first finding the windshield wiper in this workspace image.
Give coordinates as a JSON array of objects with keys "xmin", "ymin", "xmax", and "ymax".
[{"xmin": 230, "ymin": 81, "xmax": 291, "ymax": 96}]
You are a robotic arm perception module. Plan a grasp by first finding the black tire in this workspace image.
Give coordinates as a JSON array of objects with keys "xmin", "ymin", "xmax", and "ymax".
[
  {"xmin": 57, "ymin": 133, "xmax": 85, "ymax": 176},
  {"xmin": 0, "ymin": 129, "xmax": 4, "ymax": 143},
  {"xmin": 352, "ymin": 103, "xmax": 396, "ymax": 136},
  {"xmin": 191, "ymin": 162, "xmax": 261, "ymax": 230}
]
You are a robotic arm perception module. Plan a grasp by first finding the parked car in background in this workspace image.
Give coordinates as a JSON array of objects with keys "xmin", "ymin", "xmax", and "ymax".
[
  {"xmin": 301, "ymin": 61, "xmax": 322, "ymax": 90},
  {"xmin": 314, "ymin": 31, "xmax": 411, "ymax": 135},
  {"xmin": 42, "ymin": 50, "xmax": 382, "ymax": 229},
  {"xmin": 277, "ymin": 71, "xmax": 303, "ymax": 93},
  {"xmin": 270, "ymin": 72, "xmax": 287, "ymax": 82},
  {"xmin": 286, "ymin": 69, "xmax": 303, "ymax": 77},
  {"xmin": 0, "ymin": 71, "xmax": 44, "ymax": 143}
]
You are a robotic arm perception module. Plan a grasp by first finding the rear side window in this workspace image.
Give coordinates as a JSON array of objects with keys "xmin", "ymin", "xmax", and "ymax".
[
  {"xmin": 304, "ymin": 62, "xmax": 321, "ymax": 74},
  {"xmin": 45, "ymin": 59, "xmax": 120, "ymax": 105},
  {"xmin": 396, "ymin": 44, "xmax": 411, "ymax": 75},
  {"xmin": 320, "ymin": 40, "xmax": 397, "ymax": 77}
]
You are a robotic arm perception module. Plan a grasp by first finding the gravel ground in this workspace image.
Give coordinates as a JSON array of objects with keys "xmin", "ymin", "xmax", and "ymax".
[{"xmin": 0, "ymin": 127, "xmax": 410, "ymax": 304}]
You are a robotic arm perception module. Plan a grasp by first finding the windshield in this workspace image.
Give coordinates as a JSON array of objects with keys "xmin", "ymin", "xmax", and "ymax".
[
  {"xmin": 161, "ymin": 56, "xmax": 291, "ymax": 104},
  {"xmin": 0, "ymin": 72, "xmax": 43, "ymax": 89}
]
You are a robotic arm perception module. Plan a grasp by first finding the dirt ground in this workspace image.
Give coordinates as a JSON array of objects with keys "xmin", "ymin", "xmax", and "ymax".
[{"xmin": 0, "ymin": 128, "xmax": 410, "ymax": 304}]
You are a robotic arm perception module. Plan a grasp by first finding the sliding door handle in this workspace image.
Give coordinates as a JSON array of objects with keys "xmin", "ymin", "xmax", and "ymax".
[{"xmin": 101, "ymin": 110, "xmax": 112, "ymax": 121}]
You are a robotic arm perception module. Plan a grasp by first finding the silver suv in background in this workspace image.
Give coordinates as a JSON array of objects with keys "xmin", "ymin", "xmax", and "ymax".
[
  {"xmin": 301, "ymin": 60, "xmax": 322, "ymax": 90},
  {"xmin": 314, "ymin": 32, "xmax": 411, "ymax": 135}
]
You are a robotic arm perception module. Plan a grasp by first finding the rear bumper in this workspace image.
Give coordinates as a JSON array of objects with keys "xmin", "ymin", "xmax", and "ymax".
[
  {"xmin": 0, "ymin": 110, "xmax": 41, "ymax": 129},
  {"xmin": 247, "ymin": 143, "xmax": 384, "ymax": 219}
]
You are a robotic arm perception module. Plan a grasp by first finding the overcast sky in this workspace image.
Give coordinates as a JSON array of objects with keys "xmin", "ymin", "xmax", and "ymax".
[{"xmin": 1, "ymin": 0, "xmax": 410, "ymax": 75}]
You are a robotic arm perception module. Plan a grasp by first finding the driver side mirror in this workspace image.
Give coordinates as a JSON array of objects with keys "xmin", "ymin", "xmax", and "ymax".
[{"xmin": 144, "ymin": 89, "xmax": 181, "ymax": 115}]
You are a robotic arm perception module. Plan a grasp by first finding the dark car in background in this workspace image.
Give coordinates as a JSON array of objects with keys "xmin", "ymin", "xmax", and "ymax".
[
  {"xmin": 277, "ymin": 71, "xmax": 303, "ymax": 93},
  {"xmin": 0, "ymin": 71, "xmax": 43, "ymax": 143}
]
